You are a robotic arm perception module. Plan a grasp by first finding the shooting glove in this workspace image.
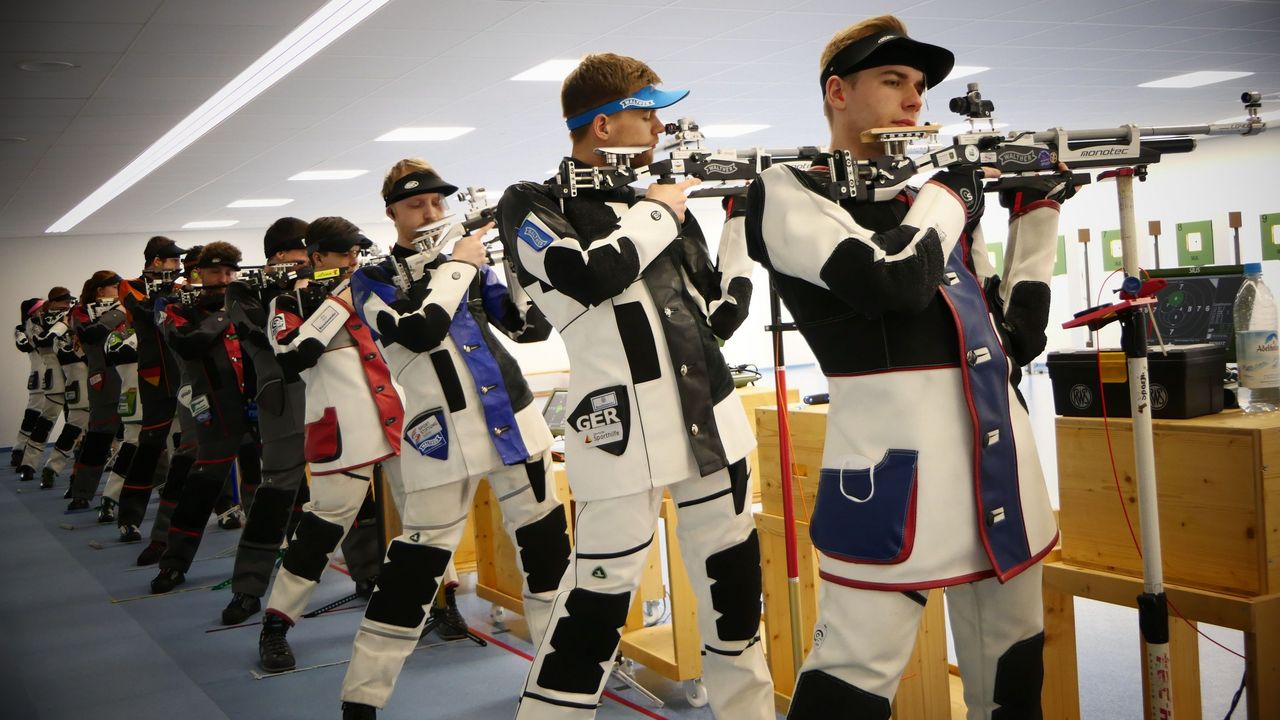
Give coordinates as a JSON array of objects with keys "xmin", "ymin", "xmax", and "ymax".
[
  {"xmin": 933, "ymin": 167, "xmax": 985, "ymax": 234},
  {"xmin": 999, "ymin": 171, "xmax": 1078, "ymax": 215}
]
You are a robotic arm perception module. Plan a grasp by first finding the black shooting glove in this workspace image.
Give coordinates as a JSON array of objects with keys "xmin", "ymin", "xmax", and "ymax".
[{"xmin": 933, "ymin": 166, "xmax": 985, "ymax": 235}]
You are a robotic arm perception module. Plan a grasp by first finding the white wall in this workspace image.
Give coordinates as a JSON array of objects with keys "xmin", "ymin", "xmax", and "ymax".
[{"xmin": 4, "ymin": 130, "xmax": 1278, "ymax": 445}]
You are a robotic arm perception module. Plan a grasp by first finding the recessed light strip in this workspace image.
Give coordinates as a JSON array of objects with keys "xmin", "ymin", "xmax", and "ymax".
[{"xmin": 45, "ymin": 0, "xmax": 391, "ymax": 234}]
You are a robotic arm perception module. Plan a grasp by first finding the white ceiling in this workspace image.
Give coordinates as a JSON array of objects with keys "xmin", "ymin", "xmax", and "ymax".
[{"xmin": 1, "ymin": 0, "xmax": 1277, "ymax": 240}]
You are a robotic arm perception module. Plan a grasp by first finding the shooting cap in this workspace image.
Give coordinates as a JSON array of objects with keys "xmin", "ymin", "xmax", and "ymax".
[
  {"xmin": 305, "ymin": 220, "xmax": 373, "ymax": 255},
  {"xmin": 195, "ymin": 241, "xmax": 242, "ymax": 271},
  {"xmin": 47, "ymin": 286, "xmax": 73, "ymax": 303},
  {"xmin": 565, "ymin": 84, "xmax": 689, "ymax": 131},
  {"xmin": 183, "ymin": 245, "xmax": 205, "ymax": 267},
  {"xmin": 20, "ymin": 297, "xmax": 43, "ymax": 319},
  {"xmin": 383, "ymin": 170, "xmax": 458, "ymax": 207},
  {"xmin": 143, "ymin": 235, "xmax": 187, "ymax": 263},
  {"xmin": 820, "ymin": 30, "xmax": 955, "ymax": 91},
  {"xmin": 263, "ymin": 217, "xmax": 309, "ymax": 257}
]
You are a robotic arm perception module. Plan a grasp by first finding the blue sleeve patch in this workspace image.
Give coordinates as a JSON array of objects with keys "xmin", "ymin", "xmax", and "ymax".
[{"xmin": 517, "ymin": 216, "xmax": 555, "ymax": 252}]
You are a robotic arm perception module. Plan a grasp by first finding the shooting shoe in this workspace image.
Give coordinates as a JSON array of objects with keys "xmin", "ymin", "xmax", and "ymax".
[
  {"xmin": 150, "ymin": 568, "xmax": 185, "ymax": 594},
  {"xmin": 259, "ymin": 612, "xmax": 296, "ymax": 673},
  {"xmin": 97, "ymin": 498, "xmax": 117, "ymax": 524},
  {"xmin": 119, "ymin": 524, "xmax": 141, "ymax": 543},
  {"xmin": 66, "ymin": 498, "xmax": 90, "ymax": 512},
  {"xmin": 221, "ymin": 592, "xmax": 262, "ymax": 625},
  {"xmin": 342, "ymin": 702, "xmax": 377, "ymax": 720},
  {"xmin": 39, "ymin": 467, "xmax": 55, "ymax": 489}
]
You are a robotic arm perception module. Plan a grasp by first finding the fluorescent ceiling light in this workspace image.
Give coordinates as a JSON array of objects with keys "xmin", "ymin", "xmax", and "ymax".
[
  {"xmin": 375, "ymin": 127, "xmax": 474, "ymax": 142},
  {"xmin": 699, "ymin": 124, "xmax": 770, "ymax": 138},
  {"xmin": 1139, "ymin": 71, "xmax": 1253, "ymax": 88},
  {"xmin": 44, "ymin": 0, "xmax": 392, "ymax": 234},
  {"xmin": 938, "ymin": 122, "xmax": 1009, "ymax": 135},
  {"xmin": 512, "ymin": 59, "xmax": 580, "ymax": 82},
  {"xmin": 182, "ymin": 220, "xmax": 239, "ymax": 229},
  {"xmin": 227, "ymin": 198, "xmax": 294, "ymax": 208},
  {"xmin": 289, "ymin": 169, "xmax": 368, "ymax": 181},
  {"xmin": 943, "ymin": 65, "xmax": 989, "ymax": 82}
]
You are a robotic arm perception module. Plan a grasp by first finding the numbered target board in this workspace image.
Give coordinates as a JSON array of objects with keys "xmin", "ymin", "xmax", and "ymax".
[
  {"xmin": 1102, "ymin": 229, "xmax": 1123, "ymax": 271},
  {"xmin": 1176, "ymin": 220, "xmax": 1215, "ymax": 266},
  {"xmin": 1261, "ymin": 213, "xmax": 1280, "ymax": 262}
]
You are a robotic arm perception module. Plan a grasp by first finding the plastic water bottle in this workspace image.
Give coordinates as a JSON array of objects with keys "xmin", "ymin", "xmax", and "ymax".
[{"xmin": 1234, "ymin": 262, "xmax": 1280, "ymax": 413}]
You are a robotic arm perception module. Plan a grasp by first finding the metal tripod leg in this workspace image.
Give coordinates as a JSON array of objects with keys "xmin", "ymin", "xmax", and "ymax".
[{"xmin": 610, "ymin": 655, "xmax": 664, "ymax": 708}]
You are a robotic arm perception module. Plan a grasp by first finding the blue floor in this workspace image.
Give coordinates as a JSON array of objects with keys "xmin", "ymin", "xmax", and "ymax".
[{"xmin": 0, "ymin": 472, "xmax": 704, "ymax": 720}]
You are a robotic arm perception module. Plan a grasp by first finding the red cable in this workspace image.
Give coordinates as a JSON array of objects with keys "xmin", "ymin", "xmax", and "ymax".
[{"xmin": 1089, "ymin": 274, "xmax": 1246, "ymax": 661}]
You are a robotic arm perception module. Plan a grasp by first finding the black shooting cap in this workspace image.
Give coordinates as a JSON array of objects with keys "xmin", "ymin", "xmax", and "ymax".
[
  {"xmin": 383, "ymin": 170, "xmax": 458, "ymax": 207},
  {"xmin": 305, "ymin": 224, "xmax": 373, "ymax": 254},
  {"xmin": 821, "ymin": 30, "xmax": 955, "ymax": 91},
  {"xmin": 144, "ymin": 235, "xmax": 187, "ymax": 263},
  {"xmin": 264, "ymin": 217, "xmax": 309, "ymax": 257}
]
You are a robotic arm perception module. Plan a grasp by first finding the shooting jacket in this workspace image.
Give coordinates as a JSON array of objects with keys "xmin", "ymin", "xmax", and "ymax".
[
  {"xmin": 745, "ymin": 158, "xmax": 1060, "ymax": 589},
  {"xmin": 497, "ymin": 174, "xmax": 754, "ymax": 501},
  {"xmin": 159, "ymin": 296, "xmax": 247, "ymax": 445},
  {"xmin": 350, "ymin": 244, "xmax": 554, "ymax": 492},
  {"xmin": 269, "ymin": 284, "xmax": 402, "ymax": 476}
]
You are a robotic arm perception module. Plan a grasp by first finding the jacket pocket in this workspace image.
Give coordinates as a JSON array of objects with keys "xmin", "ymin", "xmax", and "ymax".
[
  {"xmin": 304, "ymin": 406, "xmax": 342, "ymax": 464},
  {"xmin": 809, "ymin": 449, "xmax": 919, "ymax": 564}
]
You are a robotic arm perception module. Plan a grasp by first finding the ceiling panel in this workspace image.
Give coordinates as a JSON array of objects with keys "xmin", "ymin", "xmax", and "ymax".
[{"xmin": 0, "ymin": 0, "xmax": 1275, "ymax": 240}]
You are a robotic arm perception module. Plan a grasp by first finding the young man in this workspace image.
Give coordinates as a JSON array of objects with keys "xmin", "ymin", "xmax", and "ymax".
[
  {"xmin": 496, "ymin": 53, "xmax": 773, "ymax": 719},
  {"xmin": 39, "ymin": 275, "xmax": 107, "ymax": 491},
  {"xmin": 338, "ymin": 160, "xmax": 571, "ymax": 719},
  {"xmin": 146, "ymin": 242, "xmax": 258, "ymax": 593},
  {"xmin": 17, "ymin": 288, "xmax": 74, "ymax": 485},
  {"xmin": 12, "ymin": 298, "xmax": 46, "ymax": 469},
  {"xmin": 744, "ymin": 16, "xmax": 1072, "ymax": 720},
  {"xmin": 259, "ymin": 217, "xmax": 402, "ymax": 673},
  {"xmin": 221, "ymin": 217, "xmax": 381, "ymax": 625},
  {"xmin": 116, "ymin": 236, "xmax": 187, "ymax": 542}
]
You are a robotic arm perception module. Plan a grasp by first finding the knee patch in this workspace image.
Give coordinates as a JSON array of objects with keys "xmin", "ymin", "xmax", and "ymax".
[
  {"xmin": 282, "ymin": 513, "xmax": 345, "ymax": 582},
  {"xmin": 992, "ymin": 632, "xmax": 1045, "ymax": 720},
  {"xmin": 54, "ymin": 425, "xmax": 83, "ymax": 452},
  {"xmin": 705, "ymin": 529, "xmax": 763, "ymax": 642},
  {"xmin": 29, "ymin": 415, "xmax": 55, "ymax": 443},
  {"xmin": 111, "ymin": 442, "xmax": 137, "ymax": 475},
  {"xmin": 364, "ymin": 542, "xmax": 452, "ymax": 629},
  {"xmin": 514, "ymin": 509, "xmax": 570, "ymax": 594},
  {"xmin": 243, "ymin": 487, "xmax": 293, "ymax": 545},
  {"xmin": 536, "ymin": 589, "xmax": 631, "ymax": 695},
  {"xmin": 20, "ymin": 408, "xmax": 40, "ymax": 433},
  {"xmin": 78, "ymin": 431, "xmax": 115, "ymax": 465},
  {"xmin": 787, "ymin": 670, "xmax": 891, "ymax": 720}
]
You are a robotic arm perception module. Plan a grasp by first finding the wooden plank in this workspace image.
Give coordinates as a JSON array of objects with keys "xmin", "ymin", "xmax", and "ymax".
[
  {"xmin": 736, "ymin": 385, "xmax": 799, "ymax": 504},
  {"xmin": 1056, "ymin": 420, "xmax": 1265, "ymax": 595},
  {"xmin": 1041, "ymin": 580, "xmax": 1080, "ymax": 720},
  {"xmin": 1246, "ymin": 593, "xmax": 1280, "ymax": 720}
]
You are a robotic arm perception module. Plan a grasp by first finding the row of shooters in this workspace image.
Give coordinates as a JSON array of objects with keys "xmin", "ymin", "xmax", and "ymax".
[{"xmin": 11, "ymin": 14, "xmax": 1075, "ymax": 720}]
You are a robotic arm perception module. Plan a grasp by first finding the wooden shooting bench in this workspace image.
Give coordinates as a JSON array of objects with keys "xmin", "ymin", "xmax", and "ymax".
[{"xmin": 1046, "ymin": 410, "xmax": 1280, "ymax": 719}]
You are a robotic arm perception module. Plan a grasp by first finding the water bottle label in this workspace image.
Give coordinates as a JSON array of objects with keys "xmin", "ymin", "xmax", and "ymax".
[{"xmin": 1237, "ymin": 330, "xmax": 1280, "ymax": 389}]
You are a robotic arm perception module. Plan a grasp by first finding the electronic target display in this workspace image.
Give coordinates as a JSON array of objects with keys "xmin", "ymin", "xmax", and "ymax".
[{"xmin": 1146, "ymin": 264, "xmax": 1244, "ymax": 362}]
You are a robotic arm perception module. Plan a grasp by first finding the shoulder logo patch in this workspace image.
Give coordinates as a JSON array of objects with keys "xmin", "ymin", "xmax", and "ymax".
[{"xmin": 517, "ymin": 213, "xmax": 555, "ymax": 252}]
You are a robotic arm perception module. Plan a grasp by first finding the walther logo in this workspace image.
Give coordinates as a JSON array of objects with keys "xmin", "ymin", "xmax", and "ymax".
[
  {"xmin": 998, "ymin": 149, "xmax": 1039, "ymax": 164},
  {"xmin": 619, "ymin": 97, "xmax": 655, "ymax": 108},
  {"xmin": 1078, "ymin": 147, "xmax": 1130, "ymax": 157},
  {"xmin": 702, "ymin": 163, "xmax": 738, "ymax": 175}
]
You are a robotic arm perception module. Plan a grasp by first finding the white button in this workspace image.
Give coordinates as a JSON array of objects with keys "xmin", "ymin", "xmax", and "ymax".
[
  {"xmin": 690, "ymin": 424, "xmax": 699, "ymax": 436},
  {"xmin": 452, "ymin": 271, "xmax": 461, "ymax": 280},
  {"xmin": 664, "ymin": 308, "xmax": 674, "ymax": 317},
  {"xmin": 680, "ymin": 364, "xmax": 688, "ymax": 376}
]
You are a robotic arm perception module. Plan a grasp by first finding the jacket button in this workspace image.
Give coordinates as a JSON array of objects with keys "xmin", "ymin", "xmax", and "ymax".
[
  {"xmin": 364, "ymin": 352, "xmax": 376, "ymax": 361},
  {"xmin": 690, "ymin": 424, "xmax": 699, "ymax": 436},
  {"xmin": 452, "ymin": 272, "xmax": 462, "ymax": 280},
  {"xmin": 352, "ymin": 323, "xmax": 363, "ymax": 330},
  {"xmin": 679, "ymin": 364, "xmax": 688, "ymax": 376},
  {"xmin": 384, "ymin": 417, "xmax": 396, "ymax": 426},
  {"xmin": 375, "ymin": 385, "xmax": 384, "ymax": 393}
]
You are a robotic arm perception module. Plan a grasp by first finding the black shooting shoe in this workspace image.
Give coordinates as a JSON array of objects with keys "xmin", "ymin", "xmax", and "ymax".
[
  {"xmin": 221, "ymin": 593, "xmax": 262, "ymax": 625},
  {"xmin": 39, "ymin": 467, "xmax": 55, "ymax": 489},
  {"xmin": 66, "ymin": 498, "xmax": 90, "ymax": 512},
  {"xmin": 119, "ymin": 524, "xmax": 142, "ymax": 543},
  {"xmin": 342, "ymin": 702, "xmax": 377, "ymax": 720},
  {"xmin": 259, "ymin": 612, "xmax": 296, "ymax": 673},
  {"xmin": 150, "ymin": 568, "xmax": 185, "ymax": 594},
  {"xmin": 354, "ymin": 575, "xmax": 377, "ymax": 600},
  {"xmin": 17, "ymin": 465, "xmax": 34, "ymax": 482},
  {"xmin": 432, "ymin": 584, "xmax": 470, "ymax": 641},
  {"xmin": 97, "ymin": 498, "xmax": 117, "ymax": 524},
  {"xmin": 136, "ymin": 541, "xmax": 165, "ymax": 566},
  {"xmin": 218, "ymin": 508, "xmax": 243, "ymax": 530}
]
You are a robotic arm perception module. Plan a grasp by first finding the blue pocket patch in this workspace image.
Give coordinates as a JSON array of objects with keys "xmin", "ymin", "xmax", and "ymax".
[
  {"xmin": 404, "ymin": 408, "xmax": 449, "ymax": 460},
  {"xmin": 809, "ymin": 449, "xmax": 919, "ymax": 564},
  {"xmin": 517, "ymin": 216, "xmax": 554, "ymax": 252}
]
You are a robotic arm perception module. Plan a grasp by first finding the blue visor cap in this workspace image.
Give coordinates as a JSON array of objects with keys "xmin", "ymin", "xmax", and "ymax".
[{"xmin": 565, "ymin": 85, "xmax": 690, "ymax": 130}]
